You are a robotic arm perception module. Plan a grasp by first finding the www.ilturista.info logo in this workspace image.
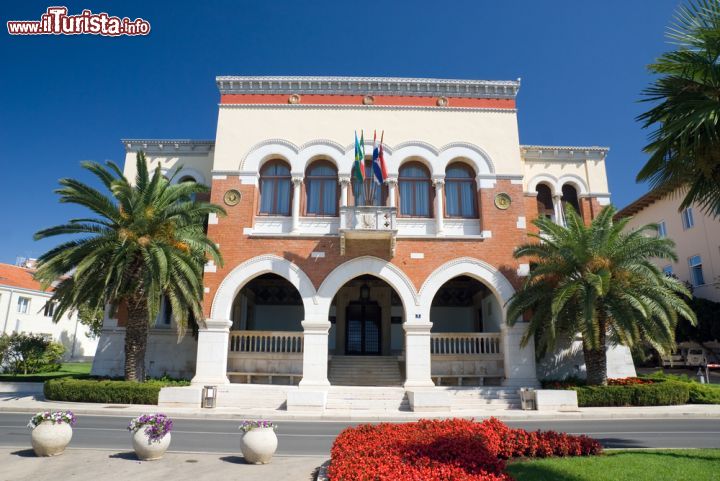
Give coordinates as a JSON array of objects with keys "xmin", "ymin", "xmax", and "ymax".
[{"xmin": 7, "ymin": 6, "xmax": 150, "ymax": 36}]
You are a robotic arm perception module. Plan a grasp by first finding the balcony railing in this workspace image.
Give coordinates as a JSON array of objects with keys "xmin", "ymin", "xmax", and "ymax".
[
  {"xmin": 229, "ymin": 330, "xmax": 304, "ymax": 354},
  {"xmin": 339, "ymin": 206, "xmax": 398, "ymax": 255},
  {"xmin": 430, "ymin": 332, "xmax": 502, "ymax": 356}
]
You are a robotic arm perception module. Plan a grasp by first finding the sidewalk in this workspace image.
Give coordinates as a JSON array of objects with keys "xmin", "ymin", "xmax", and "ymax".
[
  {"xmin": 0, "ymin": 447, "xmax": 325, "ymax": 481},
  {"xmin": 3, "ymin": 391, "xmax": 720, "ymax": 421}
]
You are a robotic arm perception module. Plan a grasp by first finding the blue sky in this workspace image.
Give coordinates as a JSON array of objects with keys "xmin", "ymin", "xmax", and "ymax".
[{"xmin": 0, "ymin": 0, "xmax": 681, "ymax": 264}]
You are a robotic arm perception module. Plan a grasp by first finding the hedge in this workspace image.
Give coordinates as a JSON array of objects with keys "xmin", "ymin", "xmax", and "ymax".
[
  {"xmin": 572, "ymin": 381, "xmax": 689, "ymax": 407},
  {"xmin": 642, "ymin": 371, "xmax": 720, "ymax": 405},
  {"xmin": 44, "ymin": 378, "xmax": 188, "ymax": 404}
]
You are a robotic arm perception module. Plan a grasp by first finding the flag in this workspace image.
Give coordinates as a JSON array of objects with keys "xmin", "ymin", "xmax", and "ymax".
[
  {"xmin": 352, "ymin": 131, "xmax": 364, "ymax": 182},
  {"xmin": 372, "ymin": 130, "xmax": 387, "ymax": 184}
]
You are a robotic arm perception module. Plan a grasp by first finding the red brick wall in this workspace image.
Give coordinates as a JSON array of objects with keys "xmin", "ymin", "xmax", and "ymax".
[{"xmin": 202, "ymin": 178, "xmax": 604, "ymax": 316}]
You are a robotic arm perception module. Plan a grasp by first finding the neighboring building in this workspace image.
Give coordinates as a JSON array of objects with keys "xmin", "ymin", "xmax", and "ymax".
[
  {"xmin": 617, "ymin": 187, "xmax": 720, "ymax": 302},
  {"xmin": 91, "ymin": 76, "xmax": 635, "ymax": 410},
  {"xmin": 0, "ymin": 260, "xmax": 98, "ymax": 360}
]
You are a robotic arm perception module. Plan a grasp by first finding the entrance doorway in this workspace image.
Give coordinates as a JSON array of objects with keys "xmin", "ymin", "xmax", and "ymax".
[{"xmin": 345, "ymin": 301, "xmax": 381, "ymax": 355}]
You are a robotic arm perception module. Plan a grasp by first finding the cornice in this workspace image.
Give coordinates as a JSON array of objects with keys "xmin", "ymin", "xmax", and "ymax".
[
  {"xmin": 216, "ymin": 76, "xmax": 521, "ymax": 100},
  {"xmin": 218, "ymin": 103, "xmax": 517, "ymax": 114},
  {"xmin": 122, "ymin": 139, "xmax": 215, "ymax": 154},
  {"xmin": 520, "ymin": 145, "xmax": 609, "ymax": 161}
]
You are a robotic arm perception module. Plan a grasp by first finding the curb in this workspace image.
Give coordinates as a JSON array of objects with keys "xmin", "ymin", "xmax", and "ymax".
[{"xmin": 2, "ymin": 404, "xmax": 720, "ymax": 421}]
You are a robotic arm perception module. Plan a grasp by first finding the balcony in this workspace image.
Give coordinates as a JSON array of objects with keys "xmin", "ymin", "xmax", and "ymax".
[{"xmin": 339, "ymin": 206, "xmax": 398, "ymax": 256}]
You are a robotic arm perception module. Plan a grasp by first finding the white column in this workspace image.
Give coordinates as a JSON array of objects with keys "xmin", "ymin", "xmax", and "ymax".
[
  {"xmin": 386, "ymin": 177, "xmax": 397, "ymax": 208},
  {"xmin": 299, "ymin": 320, "xmax": 331, "ymax": 387},
  {"xmin": 339, "ymin": 176, "xmax": 350, "ymax": 208},
  {"xmin": 291, "ymin": 175, "xmax": 303, "ymax": 233},
  {"xmin": 502, "ymin": 321, "xmax": 539, "ymax": 388},
  {"xmin": 403, "ymin": 322, "xmax": 435, "ymax": 388},
  {"xmin": 433, "ymin": 178, "xmax": 445, "ymax": 235},
  {"xmin": 553, "ymin": 194, "xmax": 565, "ymax": 226},
  {"xmin": 191, "ymin": 318, "xmax": 232, "ymax": 385}
]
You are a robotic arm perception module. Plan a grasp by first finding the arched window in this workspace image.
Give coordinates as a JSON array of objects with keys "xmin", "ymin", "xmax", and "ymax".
[
  {"xmin": 353, "ymin": 158, "xmax": 387, "ymax": 207},
  {"xmin": 399, "ymin": 162, "xmax": 432, "ymax": 217},
  {"xmin": 536, "ymin": 183, "xmax": 554, "ymax": 220},
  {"xmin": 444, "ymin": 163, "xmax": 478, "ymax": 218},
  {"xmin": 305, "ymin": 161, "xmax": 338, "ymax": 216},
  {"xmin": 259, "ymin": 160, "xmax": 292, "ymax": 216},
  {"xmin": 561, "ymin": 184, "xmax": 581, "ymax": 216}
]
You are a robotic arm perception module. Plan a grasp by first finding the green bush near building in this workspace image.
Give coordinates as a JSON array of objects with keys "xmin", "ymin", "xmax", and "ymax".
[
  {"xmin": 44, "ymin": 377, "xmax": 190, "ymax": 405},
  {"xmin": 572, "ymin": 381, "xmax": 689, "ymax": 407},
  {"xmin": 643, "ymin": 371, "xmax": 720, "ymax": 404}
]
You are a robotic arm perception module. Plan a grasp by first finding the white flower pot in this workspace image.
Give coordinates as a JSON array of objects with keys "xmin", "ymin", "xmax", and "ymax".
[
  {"xmin": 240, "ymin": 427, "xmax": 278, "ymax": 464},
  {"xmin": 131, "ymin": 429, "xmax": 171, "ymax": 461},
  {"xmin": 30, "ymin": 421, "xmax": 73, "ymax": 457}
]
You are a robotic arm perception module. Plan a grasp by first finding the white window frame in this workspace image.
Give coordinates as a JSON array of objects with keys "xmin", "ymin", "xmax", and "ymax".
[
  {"xmin": 657, "ymin": 221, "xmax": 667, "ymax": 238},
  {"xmin": 688, "ymin": 255, "xmax": 705, "ymax": 286},
  {"xmin": 681, "ymin": 208, "xmax": 694, "ymax": 230},
  {"xmin": 17, "ymin": 296, "xmax": 30, "ymax": 314},
  {"xmin": 44, "ymin": 301, "xmax": 56, "ymax": 318}
]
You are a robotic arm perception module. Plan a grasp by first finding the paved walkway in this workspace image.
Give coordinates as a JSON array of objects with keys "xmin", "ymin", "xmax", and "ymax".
[
  {"xmin": 3, "ymin": 392, "xmax": 720, "ymax": 421},
  {"xmin": 0, "ymin": 447, "xmax": 325, "ymax": 481}
]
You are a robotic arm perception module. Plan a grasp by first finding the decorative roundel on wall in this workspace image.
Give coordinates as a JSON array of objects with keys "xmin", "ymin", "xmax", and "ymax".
[
  {"xmin": 223, "ymin": 189, "xmax": 242, "ymax": 206},
  {"xmin": 288, "ymin": 94, "xmax": 301, "ymax": 104},
  {"xmin": 436, "ymin": 96, "xmax": 449, "ymax": 107},
  {"xmin": 494, "ymin": 192, "xmax": 511, "ymax": 210},
  {"xmin": 363, "ymin": 95, "xmax": 375, "ymax": 105}
]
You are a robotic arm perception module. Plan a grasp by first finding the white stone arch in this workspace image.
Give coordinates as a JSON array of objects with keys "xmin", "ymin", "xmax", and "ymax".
[
  {"xmin": 298, "ymin": 140, "xmax": 350, "ymax": 174},
  {"xmin": 391, "ymin": 141, "xmax": 439, "ymax": 177},
  {"xmin": 210, "ymin": 255, "xmax": 318, "ymax": 322},
  {"xmin": 168, "ymin": 167, "xmax": 208, "ymax": 186},
  {"xmin": 317, "ymin": 256, "xmax": 419, "ymax": 318},
  {"xmin": 418, "ymin": 257, "xmax": 516, "ymax": 324},
  {"xmin": 438, "ymin": 143, "xmax": 495, "ymax": 175},
  {"xmin": 241, "ymin": 139, "xmax": 300, "ymax": 173},
  {"xmin": 527, "ymin": 174, "xmax": 559, "ymax": 195},
  {"xmin": 558, "ymin": 174, "xmax": 589, "ymax": 195}
]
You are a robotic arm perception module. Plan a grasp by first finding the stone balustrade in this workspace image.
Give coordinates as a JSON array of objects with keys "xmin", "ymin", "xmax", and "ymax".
[
  {"xmin": 430, "ymin": 332, "xmax": 502, "ymax": 356},
  {"xmin": 229, "ymin": 330, "xmax": 304, "ymax": 354}
]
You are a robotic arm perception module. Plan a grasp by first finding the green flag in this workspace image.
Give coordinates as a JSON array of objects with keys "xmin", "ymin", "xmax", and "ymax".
[{"xmin": 352, "ymin": 131, "xmax": 364, "ymax": 182}]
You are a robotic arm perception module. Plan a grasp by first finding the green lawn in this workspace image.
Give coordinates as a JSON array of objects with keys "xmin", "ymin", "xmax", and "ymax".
[
  {"xmin": 0, "ymin": 362, "xmax": 92, "ymax": 382},
  {"xmin": 507, "ymin": 449, "xmax": 720, "ymax": 481}
]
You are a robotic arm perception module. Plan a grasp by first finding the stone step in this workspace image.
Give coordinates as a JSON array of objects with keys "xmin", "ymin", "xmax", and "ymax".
[{"xmin": 329, "ymin": 356, "xmax": 403, "ymax": 387}]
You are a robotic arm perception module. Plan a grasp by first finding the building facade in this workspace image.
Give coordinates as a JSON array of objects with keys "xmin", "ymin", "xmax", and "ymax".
[
  {"xmin": 92, "ymin": 76, "xmax": 635, "ymax": 409},
  {"xmin": 618, "ymin": 187, "xmax": 720, "ymax": 302},
  {"xmin": 0, "ymin": 261, "xmax": 98, "ymax": 361}
]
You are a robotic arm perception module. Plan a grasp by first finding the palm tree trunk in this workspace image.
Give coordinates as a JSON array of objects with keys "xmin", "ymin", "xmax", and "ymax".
[
  {"xmin": 124, "ymin": 297, "xmax": 149, "ymax": 382},
  {"xmin": 583, "ymin": 317, "xmax": 608, "ymax": 386}
]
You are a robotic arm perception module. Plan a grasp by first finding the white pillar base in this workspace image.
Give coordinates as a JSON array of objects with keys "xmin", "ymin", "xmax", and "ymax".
[
  {"xmin": 299, "ymin": 320, "xmax": 331, "ymax": 387},
  {"xmin": 403, "ymin": 322, "xmax": 435, "ymax": 388},
  {"xmin": 502, "ymin": 323, "xmax": 539, "ymax": 388},
  {"xmin": 191, "ymin": 318, "xmax": 232, "ymax": 386}
]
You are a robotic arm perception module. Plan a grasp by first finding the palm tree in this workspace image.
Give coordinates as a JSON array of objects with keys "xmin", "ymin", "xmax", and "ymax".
[
  {"xmin": 34, "ymin": 152, "xmax": 224, "ymax": 381},
  {"xmin": 507, "ymin": 206, "xmax": 696, "ymax": 386},
  {"xmin": 637, "ymin": 0, "xmax": 720, "ymax": 217}
]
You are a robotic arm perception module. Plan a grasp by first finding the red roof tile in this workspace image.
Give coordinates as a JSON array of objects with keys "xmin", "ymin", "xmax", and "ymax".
[{"xmin": 0, "ymin": 263, "xmax": 51, "ymax": 292}]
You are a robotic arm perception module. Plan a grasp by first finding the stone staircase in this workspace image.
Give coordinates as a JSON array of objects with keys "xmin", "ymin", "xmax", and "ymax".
[
  {"xmin": 326, "ymin": 386, "xmax": 411, "ymax": 412},
  {"xmin": 328, "ymin": 356, "xmax": 403, "ymax": 386},
  {"xmin": 441, "ymin": 387, "xmax": 522, "ymax": 411}
]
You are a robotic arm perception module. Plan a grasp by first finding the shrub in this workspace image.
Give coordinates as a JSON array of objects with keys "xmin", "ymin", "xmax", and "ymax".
[
  {"xmin": 327, "ymin": 418, "xmax": 601, "ymax": 481},
  {"xmin": 644, "ymin": 370, "xmax": 720, "ymax": 404},
  {"xmin": 687, "ymin": 383, "xmax": 720, "ymax": 404},
  {"xmin": 44, "ymin": 378, "xmax": 187, "ymax": 404},
  {"xmin": 573, "ymin": 381, "xmax": 689, "ymax": 407},
  {"xmin": 0, "ymin": 333, "xmax": 64, "ymax": 375}
]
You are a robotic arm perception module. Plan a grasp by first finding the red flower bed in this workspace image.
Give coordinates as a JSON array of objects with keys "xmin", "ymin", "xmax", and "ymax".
[
  {"xmin": 327, "ymin": 418, "xmax": 602, "ymax": 481},
  {"xmin": 608, "ymin": 377, "xmax": 654, "ymax": 386}
]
